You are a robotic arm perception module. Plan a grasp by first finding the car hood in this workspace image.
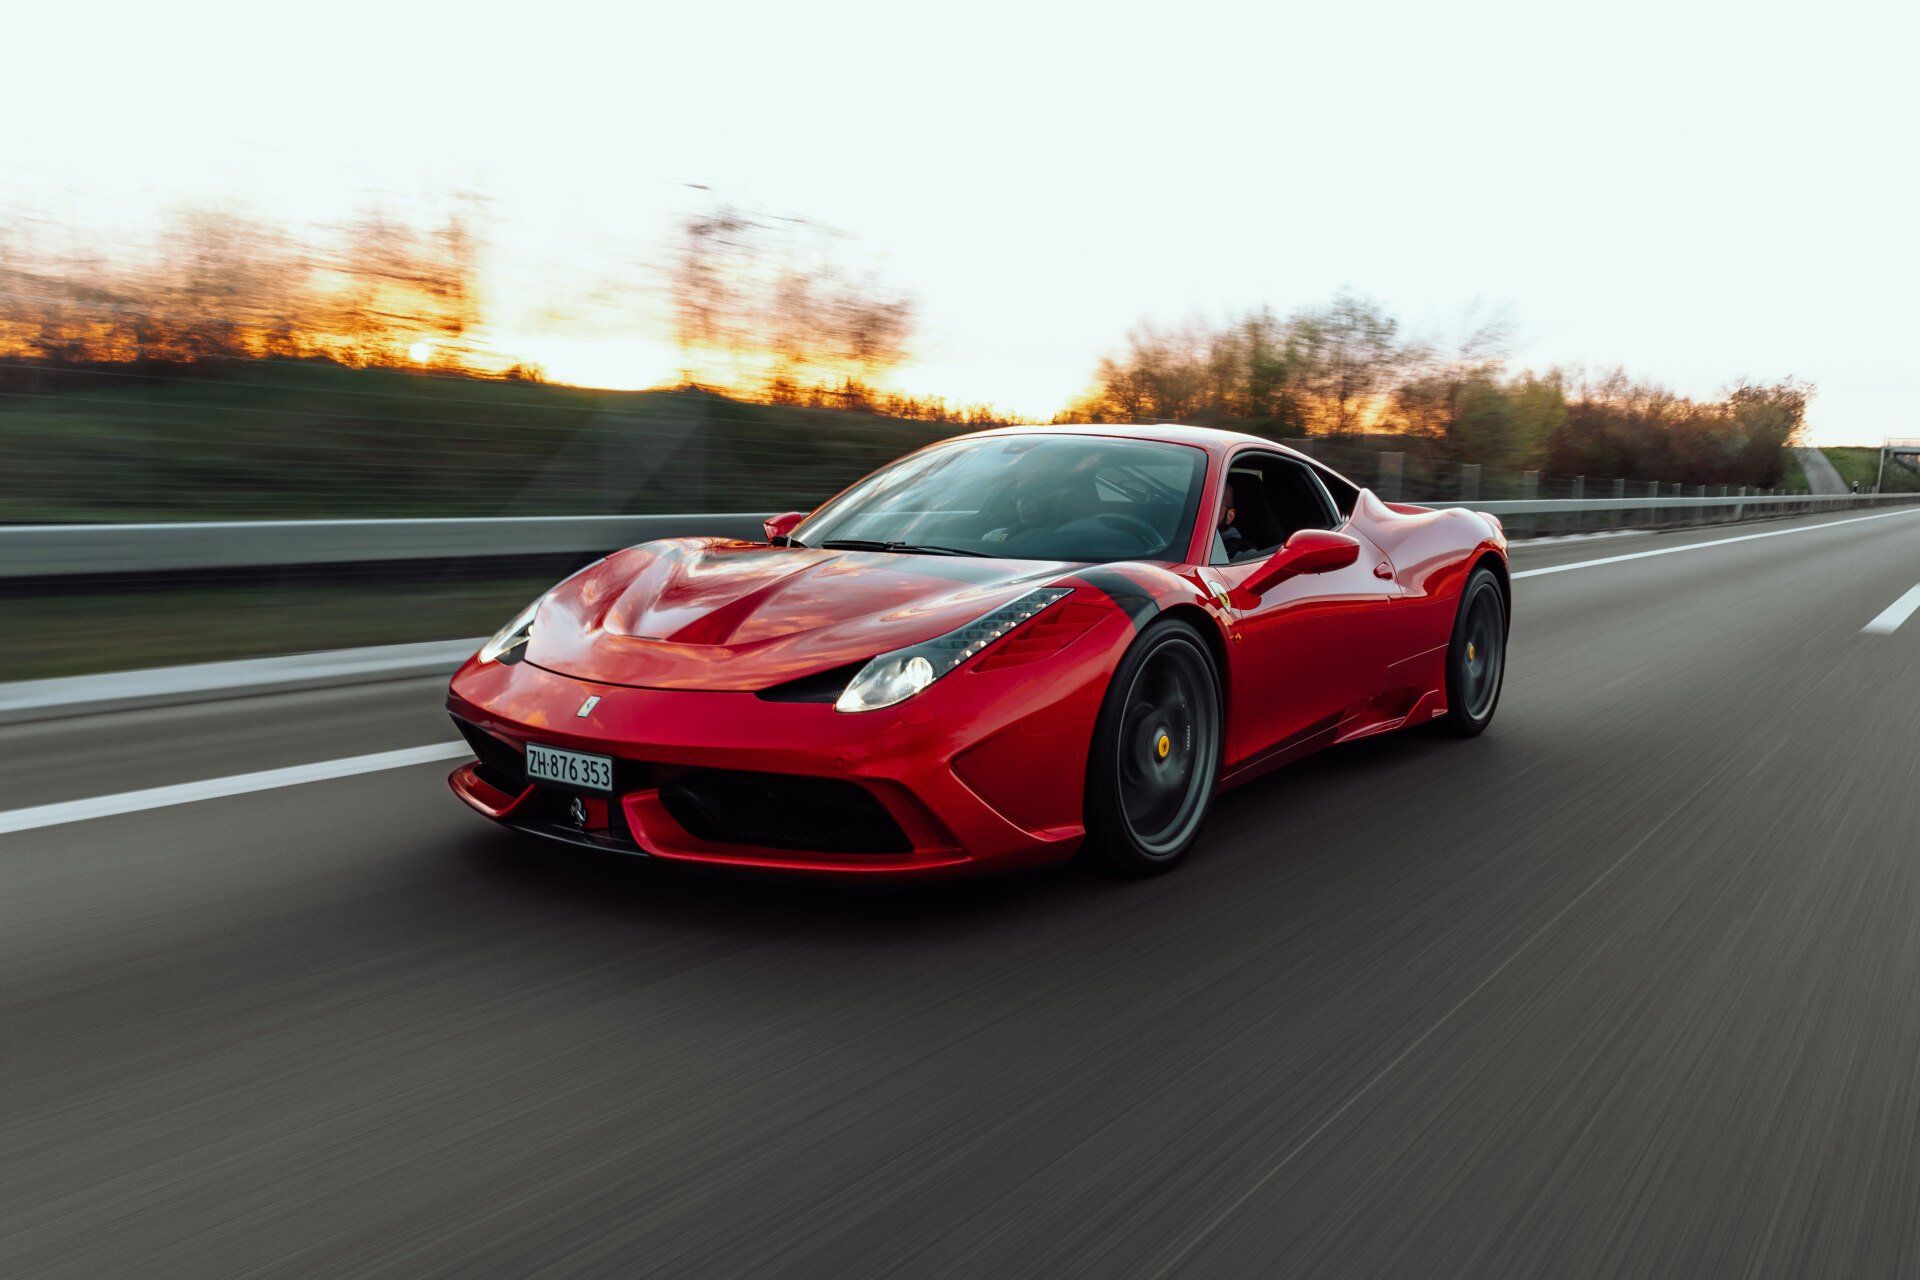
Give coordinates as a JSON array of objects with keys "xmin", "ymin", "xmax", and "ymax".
[{"xmin": 524, "ymin": 538, "xmax": 1080, "ymax": 691}]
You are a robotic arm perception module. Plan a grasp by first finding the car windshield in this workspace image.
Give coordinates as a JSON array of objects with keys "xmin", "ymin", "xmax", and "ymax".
[{"xmin": 795, "ymin": 434, "xmax": 1209, "ymax": 563}]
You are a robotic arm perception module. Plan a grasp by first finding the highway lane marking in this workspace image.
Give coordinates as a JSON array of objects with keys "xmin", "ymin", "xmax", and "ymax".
[
  {"xmin": 1147, "ymin": 770, "xmax": 1722, "ymax": 1276},
  {"xmin": 1511, "ymin": 505, "xmax": 1920, "ymax": 580},
  {"xmin": 1513, "ymin": 528, "xmax": 1649, "ymax": 547},
  {"xmin": 0, "ymin": 742, "xmax": 469, "ymax": 836},
  {"xmin": 1862, "ymin": 584, "xmax": 1920, "ymax": 635}
]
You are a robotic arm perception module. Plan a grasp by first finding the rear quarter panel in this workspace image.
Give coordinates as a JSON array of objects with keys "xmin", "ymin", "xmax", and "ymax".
[{"xmin": 1353, "ymin": 493, "xmax": 1508, "ymax": 655}]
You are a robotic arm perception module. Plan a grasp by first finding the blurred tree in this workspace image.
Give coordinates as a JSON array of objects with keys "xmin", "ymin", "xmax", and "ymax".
[
  {"xmin": 318, "ymin": 201, "xmax": 484, "ymax": 367},
  {"xmin": 1728, "ymin": 379, "xmax": 1812, "ymax": 485},
  {"xmin": 669, "ymin": 204, "xmax": 916, "ymax": 397},
  {"xmin": 1391, "ymin": 303, "xmax": 1555, "ymax": 467},
  {"xmin": 1291, "ymin": 293, "xmax": 1406, "ymax": 435},
  {"xmin": 1540, "ymin": 370, "xmax": 1805, "ymax": 487},
  {"xmin": 1074, "ymin": 322, "xmax": 1211, "ymax": 422},
  {"xmin": 0, "ymin": 198, "xmax": 491, "ymax": 374},
  {"xmin": 1064, "ymin": 311, "xmax": 1307, "ymax": 428},
  {"xmin": 1227, "ymin": 308, "xmax": 1308, "ymax": 425},
  {"xmin": 1072, "ymin": 295, "xmax": 1802, "ymax": 488},
  {"xmin": 671, "ymin": 206, "xmax": 758, "ymax": 384},
  {"xmin": 139, "ymin": 207, "xmax": 305, "ymax": 362},
  {"xmin": 0, "ymin": 216, "xmax": 139, "ymax": 364},
  {"xmin": 1068, "ymin": 294, "xmax": 1411, "ymax": 435}
]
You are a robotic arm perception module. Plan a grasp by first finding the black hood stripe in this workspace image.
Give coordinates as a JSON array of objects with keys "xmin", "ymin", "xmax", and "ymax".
[{"xmin": 1076, "ymin": 567, "xmax": 1159, "ymax": 628}]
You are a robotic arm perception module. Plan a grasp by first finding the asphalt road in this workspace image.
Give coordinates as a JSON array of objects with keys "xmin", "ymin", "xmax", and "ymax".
[{"xmin": 6, "ymin": 511, "xmax": 1920, "ymax": 1278}]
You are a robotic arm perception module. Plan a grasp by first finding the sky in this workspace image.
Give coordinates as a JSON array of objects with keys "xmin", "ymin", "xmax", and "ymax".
[{"xmin": 3, "ymin": 0, "xmax": 1914, "ymax": 444}]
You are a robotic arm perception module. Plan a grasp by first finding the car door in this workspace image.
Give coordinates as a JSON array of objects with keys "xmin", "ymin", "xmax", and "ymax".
[{"xmin": 1206, "ymin": 451, "xmax": 1398, "ymax": 768}]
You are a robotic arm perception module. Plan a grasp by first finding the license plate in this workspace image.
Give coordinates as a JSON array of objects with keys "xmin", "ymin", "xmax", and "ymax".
[{"xmin": 524, "ymin": 742, "xmax": 614, "ymax": 792}]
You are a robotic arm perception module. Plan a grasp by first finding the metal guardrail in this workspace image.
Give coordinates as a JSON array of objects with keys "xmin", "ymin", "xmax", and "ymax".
[
  {"xmin": 1470, "ymin": 493, "xmax": 1920, "ymax": 514},
  {"xmin": 1469, "ymin": 492, "xmax": 1920, "ymax": 536},
  {"xmin": 4, "ymin": 494, "xmax": 1918, "ymax": 581},
  {"xmin": 0, "ymin": 513, "xmax": 766, "ymax": 580}
]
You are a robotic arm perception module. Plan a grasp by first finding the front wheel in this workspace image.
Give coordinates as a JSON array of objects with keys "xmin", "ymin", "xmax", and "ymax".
[
  {"xmin": 1441, "ymin": 566, "xmax": 1507, "ymax": 736},
  {"xmin": 1083, "ymin": 618, "xmax": 1222, "ymax": 875}
]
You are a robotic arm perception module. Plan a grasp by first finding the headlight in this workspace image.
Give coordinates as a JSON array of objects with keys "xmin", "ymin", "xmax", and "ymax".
[
  {"xmin": 835, "ymin": 587, "xmax": 1072, "ymax": 713},
  {"xmin": 479, "ymin": 596, "xmax": 543, "ymax": 665}
]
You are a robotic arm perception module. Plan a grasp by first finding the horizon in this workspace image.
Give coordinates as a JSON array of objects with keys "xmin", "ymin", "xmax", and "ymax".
[{"xmin": 4, "ymin": 0, "xmax": 1913, "ymax": 446}]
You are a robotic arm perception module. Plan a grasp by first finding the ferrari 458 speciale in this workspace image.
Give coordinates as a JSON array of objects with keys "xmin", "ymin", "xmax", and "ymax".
[{"xmin": 447, "ymin": 425, "xmax": 1509, "ymax": 876}]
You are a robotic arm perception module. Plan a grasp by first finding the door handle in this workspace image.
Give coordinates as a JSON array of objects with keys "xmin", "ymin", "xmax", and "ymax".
[{"xmin": 1373, "ymin": 561, "xmax": 1393, "ymax": 580}]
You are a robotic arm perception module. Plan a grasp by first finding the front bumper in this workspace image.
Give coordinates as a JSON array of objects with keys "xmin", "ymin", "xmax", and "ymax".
[{"xmin": 444, "ymin": 644, "xmax": 1116, "ymax": 878}]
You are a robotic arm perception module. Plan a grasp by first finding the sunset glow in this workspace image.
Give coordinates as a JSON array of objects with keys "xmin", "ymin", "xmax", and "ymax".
[{"xmin": 3, "ymin": 2, "xmax": 1915, "ymax": 444}]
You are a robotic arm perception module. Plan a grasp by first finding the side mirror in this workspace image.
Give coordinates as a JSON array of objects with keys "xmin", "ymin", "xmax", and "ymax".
[
  {"xmin": 1243, "ymin": 529, "xmax": 1361, "ymax": 597},
  {"xmin": 763, "ymin": 511, "xmax": 807, "ymax": 545}
]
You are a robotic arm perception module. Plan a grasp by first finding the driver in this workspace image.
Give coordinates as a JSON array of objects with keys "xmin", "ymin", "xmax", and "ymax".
[
  {"xmin": 1218, "ymin": 481, "xmax": 1250, "ymax": 559},
  {"xmin": 983, "ymin": 455, "xmax": 1097, "ymax": 544}
]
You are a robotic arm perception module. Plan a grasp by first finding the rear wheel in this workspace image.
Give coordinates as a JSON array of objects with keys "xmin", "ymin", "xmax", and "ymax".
[
  {"xmin": 1084, "ymin": 618, "xmax": 1222, "ymax": 875},
  {"xmin": 1442, "ymin": 566, "xmax": 1507, "ymax": 736}
]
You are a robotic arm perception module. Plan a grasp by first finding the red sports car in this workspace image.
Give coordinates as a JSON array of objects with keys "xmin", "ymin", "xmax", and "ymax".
[{"xmin": 447, "ymin": 425, "xmax": 1509, "ymax": 877}]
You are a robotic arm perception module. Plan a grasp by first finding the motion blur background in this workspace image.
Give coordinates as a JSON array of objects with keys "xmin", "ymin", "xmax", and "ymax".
[
  {"xmin": 3, "ymin": 0, "xmax": 1915, "ymax": 677},
  {"xmin": 13, "ymin": 6, "xmax": 1920, "ymax": 1277}
]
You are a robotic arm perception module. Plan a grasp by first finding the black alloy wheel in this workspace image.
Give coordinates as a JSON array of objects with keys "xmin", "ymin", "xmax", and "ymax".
[
  {"xmin": 1085, "ymin": 618, "xmax": 1222, "ymax": 874},
  {"xmin": 1442, "ymin": 566, "xmax": 1507, "ymax": 736}
]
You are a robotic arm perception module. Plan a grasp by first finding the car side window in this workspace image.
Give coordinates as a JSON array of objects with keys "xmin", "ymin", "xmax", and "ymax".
[
  {"xmin": 1311, "ymin": 463, "xmax": 1360, "ymax": 519},
  {"xmin": 1211, "ymin": 454, "xmax": 1339, "ymax": 566}
]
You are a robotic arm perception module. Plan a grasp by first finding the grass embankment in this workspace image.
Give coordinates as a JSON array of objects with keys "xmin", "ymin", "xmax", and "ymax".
[
  {"xmin": 1, "ymin": 363, "xmax": 979, "ymax": 680},
  {"xmin": 0, "ymin": 361, "xmax": 965, "ymax": 524},
  {"xmin": 13, "ymin": 576, "xmax": 559, "ymax": 682},
  {"xmin": 1820, "ymin": 447, "xmax": 1920, "ymax": 494},
  {"xmin": 1778, "ymin": 453, "xmax": 1809, "ymax": 493}
]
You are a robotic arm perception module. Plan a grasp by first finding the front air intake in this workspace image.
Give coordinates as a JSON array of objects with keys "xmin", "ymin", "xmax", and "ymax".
[
  {"xmin": 451, "ymin": 715, "xmax": 526, "ymax": 793},
  {"xmin": 658, "ymin": 769, "xmax": 911, "ymax": 854}
]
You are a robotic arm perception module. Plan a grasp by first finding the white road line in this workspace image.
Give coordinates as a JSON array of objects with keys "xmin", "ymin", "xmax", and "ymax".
[
  {"xmin": 0, "ymin": 742, "xmax": 469, "ymax": 837},
  {"xmin": 1862, "ymin": 585, "xmax": 1920, "ymax": 635},
  {"xmin": 1511, "ymin": 528, "xmax": 1650, "ymax": 547},
  {"xmin": 1512, "ymin": 505, "xmax": 1920, "ymax": 579}
]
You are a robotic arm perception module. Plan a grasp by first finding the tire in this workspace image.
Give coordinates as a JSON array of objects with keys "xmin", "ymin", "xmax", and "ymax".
[
  {"xmin": 1083, "ymin": 617, "xmax": 1223, "ymax": 875},
  {"xmin": 1441, "ymin": 565, "xmax": 1507, "ymax": 737}
]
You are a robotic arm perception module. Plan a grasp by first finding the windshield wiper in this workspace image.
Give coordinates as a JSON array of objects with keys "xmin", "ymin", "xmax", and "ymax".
[{"xmin": 818, "ymin": 538, "xmax": 988, "ymax": 558}]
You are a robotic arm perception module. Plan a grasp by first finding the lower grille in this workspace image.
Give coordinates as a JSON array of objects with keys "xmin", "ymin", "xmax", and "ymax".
[
  {"xmin": 507, "ymin": 786, "xmax": 647, "ymax": 855},
  {"xmin": 451, "ymin": 714, "xmax": 909, "ymax": 857},
  {"xmin": 659, "ymin": 769, "xmax": 911, "ymax": 855},
  {"xmin": 452, "ymin": 715, "xmax": 525, "ymax": 793}
]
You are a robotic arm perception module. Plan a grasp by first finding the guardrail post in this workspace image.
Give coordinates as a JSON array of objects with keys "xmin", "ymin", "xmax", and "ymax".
[
  {"xmin": 1378, "ymin": 452, "xmax": 1404, "ymax": 501},
  {"xmin": 1460, "ymin": 463, "xmax": 1480, "ymax": 502}
]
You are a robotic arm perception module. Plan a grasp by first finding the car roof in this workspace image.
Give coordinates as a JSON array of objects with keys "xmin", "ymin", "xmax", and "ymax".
[{"xmin": 955, "ymin": 421, "xmax": 1313, "ymax": 463}]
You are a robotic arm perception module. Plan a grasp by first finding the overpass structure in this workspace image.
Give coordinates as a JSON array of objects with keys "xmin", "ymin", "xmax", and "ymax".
[{"xmin": 1877, "ymin": 438, "xmax": 1920, "ymax": 491}]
